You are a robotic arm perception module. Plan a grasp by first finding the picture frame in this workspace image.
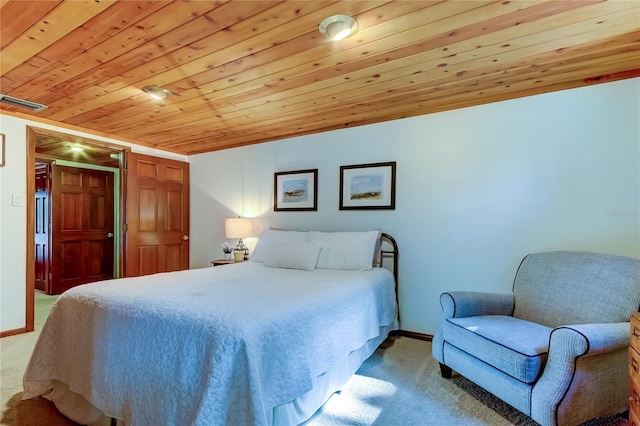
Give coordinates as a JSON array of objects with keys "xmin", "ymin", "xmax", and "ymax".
[
  {"xmin": 0, "ymin": 133, "xmax": 4, "ymax": 167},
  {"xmin": 274, "ymin": 169, "xmax": 318, "ymax": 211},
  {"xmin": 340, "ymin": 161, "xmax": 396, "ymax": 210}
]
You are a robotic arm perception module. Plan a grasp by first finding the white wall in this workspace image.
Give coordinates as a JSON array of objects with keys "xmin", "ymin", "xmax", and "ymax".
[
  {"xmin": 189, "ymin": 78, "xmax": 640, "ymax": 335},
  {"xmin": 0, "ymin": 114, "xmax": 186, "ymax": 333},
  {"xmin": 2, "ymin": 79, "xmax": 638, "ymax": 335}
]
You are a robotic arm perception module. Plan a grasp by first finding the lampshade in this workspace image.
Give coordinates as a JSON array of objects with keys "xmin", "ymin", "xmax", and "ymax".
[
  {"xmin": 225, "ymin": 217, "xmax": 253, "ymax": 239},
  {"xmin": 319, "ymin": 15, "xmax": 358, "ymax": 41}
]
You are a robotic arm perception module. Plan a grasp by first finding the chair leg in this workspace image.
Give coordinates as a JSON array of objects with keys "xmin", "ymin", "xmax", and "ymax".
[{"xmin": 439, "ymin": 363, "xmax": 452, "ymax": 379}]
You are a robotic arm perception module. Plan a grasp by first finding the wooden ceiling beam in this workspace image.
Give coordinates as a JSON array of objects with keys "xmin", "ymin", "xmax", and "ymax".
[
  {"xmin": 31, "ymin": 0, "xmax": 531, "ymax": 124},
  {"xmin": 160, "ymin": 53, "xmax": 640, "ymax": 151},
  {"xmin": 2, "ymin": 1, "xmax": 638, "ymax": 155},
  {"xmin": 0, "ymin": 0, "xmax": 62, "ymax": 49},
  {"xmin": 124, "ymin": 22, "xmax": 640, "ymax": 142},
  {"xmin": 68, "ymin": 0, "xmax": 430, "ymax": 129},
  {"xmin": 87, "ymin": 0, "xmax": 632, "ymax": 138},
  {"xmin": 36, "ymin": 1, "xmax": 352, "ymax": 121},
  {"xmin": 1, "ymin": 1, "xmax": 117, "ymax": 74},
  {"xmin": 0, "ymin": 1, "xmax": 172, "ymax": 95}
]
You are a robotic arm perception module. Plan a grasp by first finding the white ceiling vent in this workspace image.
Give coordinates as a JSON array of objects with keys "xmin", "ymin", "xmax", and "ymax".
[{"xmin": 0, "ymin": 94, "xmax": 48, "ymax": 111}]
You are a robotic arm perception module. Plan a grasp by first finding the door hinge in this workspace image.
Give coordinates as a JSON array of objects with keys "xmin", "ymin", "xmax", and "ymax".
[{"xmin": 123, "ymin": 223, "xmax": 128, "ymax": 232}]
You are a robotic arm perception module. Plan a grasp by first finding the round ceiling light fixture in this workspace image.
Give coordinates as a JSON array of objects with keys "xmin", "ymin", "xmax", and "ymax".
[
  {"xmin": 142, "ymin": 85, "xmax": 172, "ymax": 100},
  {"xmin": 319, "ymin": 15, "xmax": 358, "ymax": 41}
]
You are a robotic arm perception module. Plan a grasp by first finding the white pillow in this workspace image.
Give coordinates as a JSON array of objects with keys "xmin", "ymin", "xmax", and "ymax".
[
  {"xmin": 264, "ymin": 242, "xmax": 321, "ymax": 271},
  {"xmin": 372, "ymin": 231, "xmax": 383, "ymax": 267},
  {"xmin": 250, "ymin": 229, "xmax": 310, "ymax": 263},
  {"xmin": 309, "ymin": 230, "xmax": 380, "ymax": 271}
]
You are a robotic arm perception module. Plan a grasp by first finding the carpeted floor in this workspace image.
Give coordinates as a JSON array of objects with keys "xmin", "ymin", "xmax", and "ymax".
[
  {"xmin": 306, "ymin": 336, "xmax": 628, "ymax": 426},
  {"xmin": 0, "ymin": 293, "xmax": 630, "ymax": 426},
  {"xmin": 0, "ymin": 292, "xmax": 79, "ymax": 426}
]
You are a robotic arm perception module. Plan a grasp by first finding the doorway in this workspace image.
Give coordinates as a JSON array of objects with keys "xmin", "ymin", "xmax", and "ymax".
[
  {"xmin": 34, "ymin": 162, "xmax": 50, "ymax": 292},
  {"xmin": 35, "ymin": 161, "xmax": 121, "ymax": 294},
  {"xmin": 26, "ymin": 126, "xmax": 129, "ymax": 331},
  {"xmin": 24, "ymin": 126, "xmax": 191, "ymax": 334}
]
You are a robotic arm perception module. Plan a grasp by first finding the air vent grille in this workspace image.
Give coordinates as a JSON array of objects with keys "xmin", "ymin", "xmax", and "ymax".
[{"xmin": 0, "ymin": 94, "xmax": 48, "ymax": 111}]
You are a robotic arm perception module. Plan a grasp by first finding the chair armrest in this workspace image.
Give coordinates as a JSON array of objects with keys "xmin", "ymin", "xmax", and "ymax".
[
  {"xmin": 439, "ymin": 291, "xmax": 515, "ymax": 318},
  {"xmin": 550, "ymin": 322, "xmax": 629, "ymax": 357},
  {"xmin": 531, "ymin": 322, "xmax": 629, "ymax": 425}
]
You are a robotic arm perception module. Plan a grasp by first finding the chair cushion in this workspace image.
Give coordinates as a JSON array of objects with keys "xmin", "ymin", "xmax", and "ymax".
[{"xmin": 444, "ymin": 315, "xmax": 552, "ymax": 383}]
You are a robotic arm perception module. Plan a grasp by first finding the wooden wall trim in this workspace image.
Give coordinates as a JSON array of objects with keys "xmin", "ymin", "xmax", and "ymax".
[
  {"xmin": 1, "ymin": 110, "xmax": 185, "ymax": 155},
  {"xmin": 393, "ymin": 330, "xmax": 433, "ymax": 341},
  {"xmin": 0, "ymin": 327, "xmax": 28, "ymax": 338},
  {"xmin": 18, "ymin": 126, "xmax": 131, "ymax": 336},
  {"xmin": 25, "ymin": 127, "xmax": 36, "ymax": 332},
  {"xmin": 584, "ymin": 68, "xmax": 640, "ymax": 85}
]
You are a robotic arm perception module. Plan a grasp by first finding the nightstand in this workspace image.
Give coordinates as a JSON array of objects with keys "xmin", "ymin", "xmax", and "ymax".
[
  {"xmin": 630, "ymin": 312, "xmax": 640, "ymax": 425},
  {"xmin": 211, "ymin": 259, "xmax": 242, "ymax": 266}
]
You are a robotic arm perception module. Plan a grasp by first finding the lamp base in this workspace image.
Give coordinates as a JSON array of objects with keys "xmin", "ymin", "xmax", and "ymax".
[{"xmin": 235, "ymin": 239, "xmax": 249, "ymax": 260}]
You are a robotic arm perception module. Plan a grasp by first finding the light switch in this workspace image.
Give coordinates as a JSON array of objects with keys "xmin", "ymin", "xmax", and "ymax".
[{"xmin": 12, "ymin": 193, "xmax": 24, "ymax": 207}]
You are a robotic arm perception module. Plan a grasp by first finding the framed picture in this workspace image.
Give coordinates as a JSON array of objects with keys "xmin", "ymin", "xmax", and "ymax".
[
  {"xmin": 340, "ymin": 161, "xmax": 396, "ymax": 210},
  {"xmin": 274, "ymin": 169, "xmax": 318, "ymax": 211},
  {"xmin": 0, "ymin": 133, "xmax": 4, "ymax": 167}
]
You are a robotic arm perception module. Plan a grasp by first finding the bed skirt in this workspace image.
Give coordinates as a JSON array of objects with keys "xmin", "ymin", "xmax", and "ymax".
[{"xmin": 42, "ymin": 323, "xmax": 395, "ymax": 426}]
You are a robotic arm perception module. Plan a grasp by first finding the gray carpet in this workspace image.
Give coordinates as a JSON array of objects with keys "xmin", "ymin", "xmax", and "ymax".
[
  {"xmin": 1, "ymin": 294, "xmax": 629, "ymax": 426},
  {"xmin": 307, "ymin": 336, "xmax": 628, "ymax": 426}
]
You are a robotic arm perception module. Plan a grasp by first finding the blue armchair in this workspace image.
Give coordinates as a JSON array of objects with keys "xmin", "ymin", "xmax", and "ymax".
[{"xmin": 432, "ymin": 251, "xmax": 640, "ymax": 426}]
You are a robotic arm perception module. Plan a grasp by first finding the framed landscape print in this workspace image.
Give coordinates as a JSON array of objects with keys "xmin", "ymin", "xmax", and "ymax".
[
  {"xmin": 340, "ymin": 161, "xmax": 396, "ymax": 210},
  {"xmin": 274, "ymin": 169, "xmax": 318, "ymax": 211}
]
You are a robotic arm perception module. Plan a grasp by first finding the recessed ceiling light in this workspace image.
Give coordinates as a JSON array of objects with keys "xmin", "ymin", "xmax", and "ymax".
[
  {"xmin": 142, "ymin": 85, "xmax": 172, "ymax": 100},
  {"xmin": 319, "ymin": 15, "xmax": 358, "ymax": 41},
  {"xmin": 70, "ymin": 146, "xmax": 84, "ymax": 152}
]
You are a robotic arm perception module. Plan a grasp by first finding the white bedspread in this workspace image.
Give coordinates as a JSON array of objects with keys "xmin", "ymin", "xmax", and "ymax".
[{"xmin": 23, "ymin": 262, "xmax": 397, "ymax": 426}]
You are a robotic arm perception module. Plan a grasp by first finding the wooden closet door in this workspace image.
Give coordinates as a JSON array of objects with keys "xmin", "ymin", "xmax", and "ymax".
[
  {"xmin": 124, "ymin": 153, "xmax": 190, "ymax": 277},
  {"xmin": 50, "ymin": 165, "xmax": 115, "ymax": 294},
  {"xmin": 34, "ymin": 163, "xmax": 50, "ymax": 292}
]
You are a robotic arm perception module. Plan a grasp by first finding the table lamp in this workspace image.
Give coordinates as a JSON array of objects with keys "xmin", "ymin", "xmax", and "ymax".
[{"xmin": 225, "ymin": 217, "xmax": 253, "ymax": 260}]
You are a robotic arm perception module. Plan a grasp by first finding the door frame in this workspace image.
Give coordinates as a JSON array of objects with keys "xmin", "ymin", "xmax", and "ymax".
[{"xmin": 25, "ymin": 126, "xmax": 129, "ymax": 332}]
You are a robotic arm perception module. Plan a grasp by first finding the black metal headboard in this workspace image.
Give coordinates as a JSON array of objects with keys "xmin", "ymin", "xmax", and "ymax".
[
  {"xmin": 380, "ymin": 233, "xmax": 398, "ymax": 283},
  {"xmin": 380, "ymin": 232, "xmax": 399, "ymax": 325}
]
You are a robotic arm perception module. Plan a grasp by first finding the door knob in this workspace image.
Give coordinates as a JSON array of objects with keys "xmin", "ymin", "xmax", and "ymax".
[
  {"xmin": 182, "ymin": 235, "xmax": 189, "ymax": 240},
  {"xmin": 106, "ymin": 232, "xmax": 114, "ymax": 238}
]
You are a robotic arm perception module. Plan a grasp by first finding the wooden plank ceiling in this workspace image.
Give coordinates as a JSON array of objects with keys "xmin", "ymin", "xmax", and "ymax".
[{"xmin": 1, "ymin": 0, "xmax": 639, "ymax": 155}]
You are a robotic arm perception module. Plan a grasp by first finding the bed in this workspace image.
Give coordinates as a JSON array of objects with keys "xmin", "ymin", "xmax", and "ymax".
[{"xmin": 23, "ymin": 229, "xmax": 399, "ymax": 426}]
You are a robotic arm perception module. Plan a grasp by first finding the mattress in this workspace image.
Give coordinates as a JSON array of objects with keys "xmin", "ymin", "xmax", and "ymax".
[{"xmin": 23, "ymin": 262, "xmax": 398, "ymax": 425}]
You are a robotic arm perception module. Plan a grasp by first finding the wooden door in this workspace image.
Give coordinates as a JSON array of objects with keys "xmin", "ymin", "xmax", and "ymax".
[
  {"xmin": 50, "ymin": 165, "xmax": 115, "ymax": 294},
  {"xmin": 34, "ymin": 163, "xmax": 50, "ymax": 292},
  {"xmin": 124, "ymin": 153, "xmax": 189, "ymax": 277}
]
